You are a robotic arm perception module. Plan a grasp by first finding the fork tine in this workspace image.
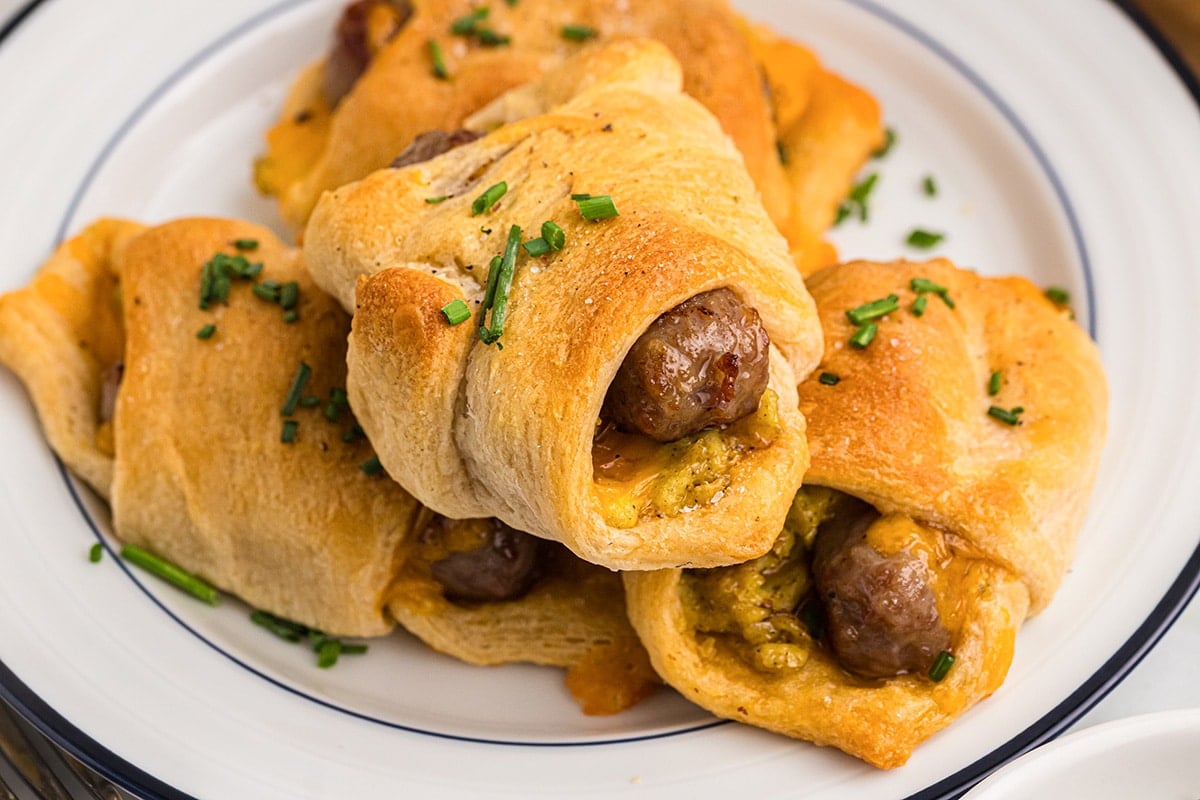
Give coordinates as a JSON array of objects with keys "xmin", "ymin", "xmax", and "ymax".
[
  {"xmin": 59, "ymin": 750, "xmax": 123, "ymax": 800},
  {"xmin": 0, "ymin": 702, "xmax": 73, "ymax": 800}
]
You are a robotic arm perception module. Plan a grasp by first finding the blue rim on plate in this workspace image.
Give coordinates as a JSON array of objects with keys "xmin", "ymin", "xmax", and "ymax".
[{"xmin": 0, "ymin": 1, "xmax": 1197, "ymax": 798}]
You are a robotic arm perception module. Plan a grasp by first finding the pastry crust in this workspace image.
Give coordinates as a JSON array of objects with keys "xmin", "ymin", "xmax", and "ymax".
[
  {"xmin": 625, "ymin": 259, "xmax": 1107, "ymax": 767},
  {"xmin": 255, "ymin": 0, "xmax": 881, "ymax": 271},
  {"xmin": 304, "ymin": 40, "xmax": 821, "ymax": 570}
]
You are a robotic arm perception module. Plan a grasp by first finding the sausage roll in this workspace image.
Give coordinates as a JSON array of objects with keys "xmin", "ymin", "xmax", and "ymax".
[
  {"xmin": 0, "ymin": 217, "xmax": 418, "ymax": 636},
  {"xmin": 303, "ymin": 40, "xmax": 822, "ymax": 571},
  {"xmin": 254, "ymin": 0, "xmax": 882, "ymax": 272},
  {"xmin": 625, "ymin": 259, "xmax": 1108, "ymax": 767}
]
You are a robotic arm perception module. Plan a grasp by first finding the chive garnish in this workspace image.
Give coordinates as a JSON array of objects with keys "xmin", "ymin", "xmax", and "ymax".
[
  {"xmin": 281, "ymin": 419, "xmax": 299, "ymax": 444},
  {"xmin": 818, "ymin": 372, "xmax": 841, "ymax": 386},
  {"xmin": 441, "ymin": 298, "xmax": 471, "ymax": 325},
  {"xmin": 300, "ymin": 395, "xmax": 320, "ymax": 408},
  {"xmin": 250, "ymin": 609, "xmax": 308, "ymax": 642},
  {"xmin": 929, "ymin": 650, "xmax": 955, "ymax": 682},
  {"xmin": 575, "ymin": 194, "xmax": 619, "ymax": 221},
  {"xmin": 1045, "ymin": 287, "xmax": 1070, "ymax": 305},
  {"xmin": 281, "ymin": 362, "xmax": 312, "ymax": 416},
  {"xmin": 906, "ymin": 228, "xmax": 945, "ymax": 249},
  {"xmin": 561, "ymin": 24, "xmax": 598, "ymax": 41},
  {"xmin": 988, "ymin": 370, "xmax": 1002, "ymax": 396},
  {"xmin": 922, "ymin": 175, "xmax": 938, "ymax": 197},
  {"xmin": 284, "ymin": 309, "xmax": 299, "ymax": 324},
  {"xmin": 846, "ymin": 294, "xmax": 900, "ymax": 325},
  {"xmin": 471, "ymin": 181, "xmax": 507, "ymax": 215},
  {"xmin": 427, "ymin": 38, "xmax": 448, "ymax": 79},
  {"xmin": 872, "ymin": 127, "xmax": 896, "ymax": 159},
  {"xmin": 316, "ymin": 638, "xmax": 342, "ymax": 668},
  {"xmin": 340, "ymin": 643, "xmax": 369, "ymax": 655},
  {"xmin": 360, "ymin": 455, "xmax": 384, "ymax": 476},
  {"xmin": 541, "ymin": 220, "xmax": 565, "ymax": 250},
  {"xmin": 523, "ymin": 237, "xmax": 551, "ymax": 256},
  {"xmin": 911, "ymin": 295, "xmax": 928, "ymax": 317},
  {"xmin": 476, "ymin": 28, "xmax": 510, "ymax": 46},
  {"xmin": 279, "ymin": 281, "xmax": 300, "ymax": 311},
  {"xmin": 232, "ymin": 238, "xmax": 259, "ymax": 251},
  {"xmin": 570, "ymin": 192, "xmax": 592, "ymax": 201},
  {"xmin": 835, "ymin": 172, "xmax": 879, "ymax": 225},
  {"xmin": 450, "ymin": 7, "xmax": 488, "ymax": 35},
  {"xmin": 121, "ymin": 544, "xmax": 220, "ymax": 605},
  {"xmin": 196, "ymin": 323, "xmax": 216, "ymax": 340},
  {"xmin": 324, "ymin": 388, "xmax": 349, "ymax": 423},
  {"xmin": 910, "ymin": 277, "xmax": 955, "ymax": 309},
  {"xmin": 478, "ymin": 225, "xmax": 523, "ymax": 344},
  {"xmin": 89, "ymin": 543, "xmax": 103, "ymax": 563},
  {"xmin": 849, "ymin": 323, "xmax": 877, "ymax": 349},
  {"xmin": 252, "ymin": 282, "xmax": 281, "ymax": 302},
  {"xmin": 987, "ymin": 405, "xmax": 1025, "ymax": 426}
]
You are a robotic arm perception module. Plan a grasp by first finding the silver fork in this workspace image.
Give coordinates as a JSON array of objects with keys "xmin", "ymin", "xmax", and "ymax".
[{"xmin": 0, "ymin": 700, "xmax": 125, "ymax": 800}]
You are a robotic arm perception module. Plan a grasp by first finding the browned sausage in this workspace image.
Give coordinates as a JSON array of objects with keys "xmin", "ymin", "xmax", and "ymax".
[
  {"xmin": 603, "ymin": 288, "xmax": 770, "ymax": 443},
  {"xmin": 811, "ymin": 503, "xmax": 951, "ymax": 679},
  {"xmin": 390, "ymin": 129, "xmax": 484, "ymax": 168},
  {"xmin": 428, "ymin": 517, "xmax": 542, "ymax": 604},
  {"xmin": 323, "ymin": 0, "xmax": 413, "ymax": 106}
]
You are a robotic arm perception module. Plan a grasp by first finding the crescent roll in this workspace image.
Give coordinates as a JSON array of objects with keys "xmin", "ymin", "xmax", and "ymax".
[
  {"xmin": 625, "ymin": 259, "xmax": 1108, "ymax": 767},
  {"xmin": 0, "ymin": 217, "xmax": 418, "ymax": 636},
  {"xmin": 254, "ymin": 0, "xmax": 882, "ymax": 272},
  {"xmin": 303, "ymin": 40, "xmax": 822, "ymax": 570}
]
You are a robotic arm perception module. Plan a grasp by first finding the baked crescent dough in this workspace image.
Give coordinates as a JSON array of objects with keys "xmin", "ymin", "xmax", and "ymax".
[
  {"xmin": 625, "ymin": 259, "xmax": 1108, "ymax": 767},
  {"xmin": 304, "ymin": 40, "xmax": 822, "ymax": 570},
  {"xmin": 255, "ymin": 0, "xmax": 881, "ymax": 272},
  {"xmin": 0, "ymin": 218, "xmax": 418, "ymax": 636}
]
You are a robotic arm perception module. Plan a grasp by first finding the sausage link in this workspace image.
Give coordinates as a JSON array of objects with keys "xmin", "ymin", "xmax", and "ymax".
[{"xmin": 323, "ymin": 0, "xmax": 413, "ymax": 106}]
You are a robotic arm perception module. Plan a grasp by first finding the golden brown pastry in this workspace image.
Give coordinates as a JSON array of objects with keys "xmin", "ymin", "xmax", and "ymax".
[
  {"xmin": 255, "ymin": 0, "xmax": 882, "ymax": 272},
  {"xmin": 625, "ymin": 259, "xmax": 1108, "ymax": 768},
  {"xmin": 304, "ymin": 40, "xmax": 822, "ymax": 571},
  {"xmin": 0, "ymin": 217, "xmax": 418, "ymax": 636},
  {"xmin": 388, "ymin": 512, "xmax": 657, "ymax": 715}
]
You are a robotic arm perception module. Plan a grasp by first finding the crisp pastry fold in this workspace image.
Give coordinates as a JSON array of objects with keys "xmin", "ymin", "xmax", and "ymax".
[
  {"xmin": 625, "ymin": 259, "xmax": 1108, "ymax": 767},
  {"xmin": 304, "ymin": 40, "xmax": 822, "ymax": 571},
  {"xmin": 255, "ymin": 0, "xmax": 882, "ymax": 272},
  {"xmin": 0, "ymin": 217, "xmax": 418, "ymax": 636}
]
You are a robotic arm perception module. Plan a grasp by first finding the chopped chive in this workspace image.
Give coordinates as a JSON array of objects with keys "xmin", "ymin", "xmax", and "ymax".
[
  {"xmin": 929, "ymin": 650, "xmax": 955, "ymax": 682},
  {"xmin": 324, "ymin": 387, "xmax": 350, "ymax": 423},
  {"xmin": 846, "ymin": 294, "xmax": 900, "ymax": 325},
  {"xmin": 987, "ymin": 405, "xmax": 1025, "ymax": 426},
  {"xmin": 360, "ymin": 455, "xmax": 384, "ymax": 476},
  {"xmin": 316, "ymin": 638, "xmax": 342, "ymax": 668},
  {"xmin": 450, "ymin": 7, "xmax": 488, "ymax": 35},
  {"xmin": 872, "ymin": 127, "xmax": 896, "ymax": 159},
  {"xmin": 259, "ymin": 279, "xmax": 282, "ymax": 291},
  {"xmin": 279, "ymin": 281, "xmax": 300, "ymax": 311},
  {"xmin": 561, "ymin": 24, "xmax": 598, "ymax": 41},
  {"xmin": 478, "ymin": 255, "xmax": 503, "ymax": 333},
  {"xmin": 475, "ymin": 28, "xmax": 510, "ymax": 46},
  {"xmin": 441, "ymin": 298, "xmax": 471, "ymax": 325},
  {"xmin": 849, "ymin": 322, "xmax": 878, "ymax": 349},
  {"xmin": 988, "ymin": 370, "xmax": 1002, "ymax": 396},
  {"xmin": 252, "ymin": 282, "xmax": 281, "ymax": 302},
  {"xmin": 471, "ymin": 181, "xmax": 507, "ymax": 215},
  {"xmin": 425, "ymin": 195, "xmax": 449, "ymax": 204},
  {"xmin": 523, "ymin": 237, "xmax": 551, "ymax": 256},
  {"xmin": 1045, "ymin": 286, "xmax": 1070, "ymax": 305},
  {"xmin": 479, "ymin": 225, "xmax": 523, "ymax": 344},
  {"xmin": 89, "ymin": 543, "xmax": 103, "ymax": 563},
  {"xmin": 281, "ymin": 419, "xmax": 299, "ymax": 444},
  {"xmin": 121, "ymin": 544, "xmax": 220, "ymax": 605},
  {"xmin": 427, "ymin": 38, "xmax": 448, "ymax": 79},
  {"xmin": 541, "ymin": 220, "xmax": 565, "ymax": 250},
  {"xmin": 281, "ymin": 362, "xmax": 312, "ymax": 416},
  {"xmin": 906, "ymin": 228, "xmax": 945, "ymax": 249},
  {"xmin": 911, "ymin": 295, "xmax": 928, "ymax": 317},
  {"xmin": 838, "ymin": 172, "xmax": 879, "ymax": 224},
  {"xmin": 250, "ymin": 609, "xmax": 308, "ymax": 642},
  {"xmin": 910, "ymin": 276, "xmax": 955, "ymax": 309},
  {"xmin": 340, "ymin": 643, "xmax": 369, "ymax": 655},
  {"xmin": 818, "ymin": 372, "xmax": 841, "ymax": 386},
  {"xmin": 232, "ymin": 238, "xmax": 259, "ymax": 251},
  {"xmin": 300, "ymin": 395, "xmax": 321, "ymax": 408},
  {"xmin": 196, "ymin": 323, "xmax": 217, "ymax": 340},
  {"xmin": 569, "ymin": 192, "xmax": 592, "ymax": 201},
  {"xmin": 284, "ymin": 309, "xmax": 299, "ymax": 324},
  {"xmin": 199, "ymin": 260, "xmax": 214, "ymax": 309},
  {"xmin": 833, "ymin": 203, "xmax": 851, "ymax": 227},
  {"xmin": 922, "ymin": 175, "xmax": 938, "ymax": 197},
  {"xmin": 575, "ymin": 194, "xmax": 619, "ymax": 221}
]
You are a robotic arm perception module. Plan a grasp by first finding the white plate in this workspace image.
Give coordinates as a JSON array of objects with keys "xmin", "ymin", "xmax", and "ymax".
[
  {"xmin": 962, "ymin": 708, "xmax": 1200, "ymax": 799},
  {"xmin": 1, "ymin": 1, "xmax": 1199, "ymax": 798}
]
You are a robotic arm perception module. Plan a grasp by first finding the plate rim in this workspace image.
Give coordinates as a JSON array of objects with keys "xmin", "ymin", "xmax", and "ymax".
[{"xmin": 0, "ymin": 1, "xmax": 1197, "ymax": 799}]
